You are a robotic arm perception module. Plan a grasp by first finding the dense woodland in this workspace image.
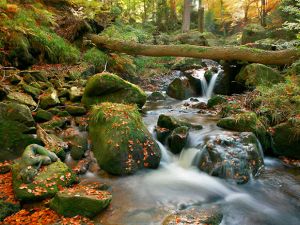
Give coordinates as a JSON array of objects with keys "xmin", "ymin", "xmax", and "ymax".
[{"xmin": 0, "ymin": 0, "xmax": 299, "ymax": 225}]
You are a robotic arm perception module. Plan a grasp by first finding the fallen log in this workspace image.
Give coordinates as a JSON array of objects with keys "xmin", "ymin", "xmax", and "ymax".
[{"xmin": 87, "ymin": 34, "xmax": 300, "ymax": 65}]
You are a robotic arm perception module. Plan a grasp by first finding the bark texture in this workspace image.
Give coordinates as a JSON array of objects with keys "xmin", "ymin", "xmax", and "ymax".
[{"xmin": 87, "ymin": 34, "xmax": 300, "ymax": 65}]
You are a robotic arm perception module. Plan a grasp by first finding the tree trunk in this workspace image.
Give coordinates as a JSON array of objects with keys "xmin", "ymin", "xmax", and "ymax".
[
  {"xmin": 261, "ymin": 0, "xmax": 266, "ymax": 27},
  {"xmin": 182, "ymin": 0, "xmax": 191, "ymax": 32},
  {"xmin": 87, "ymin": 34, "xmax": 300, "ymax": 65},
  {"xmin": 198, "ymin": 0, "xmax": 204, "ymax": 33}
]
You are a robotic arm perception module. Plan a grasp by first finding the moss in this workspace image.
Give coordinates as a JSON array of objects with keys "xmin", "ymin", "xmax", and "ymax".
[
  {"xmin": 207, "ymin": 95, "xmax": 227, "ymax": 108},
  {"xmin": 83, "ymin": 48, "xmax": 108, "ymax": 72},
  {"xmin": 12, "ymin": 161, "xmax": 77, "ymax": 202},
  {"xmin": 236, "ymin": 63, "xmax": 283, "ymax": 88},
  {"xmin": 82, "ymin": 73, "xmax": 147, "ymax": 108},
  {"xmin": 0, "ymin": 200, "xmax": 20, "ymax": 221},
  {"xmin": 34, "ymin": 109, "xmax": 53, "ymax": 122},
  {"xmin": 50, "ymin": 187, "xmax": 112, "ymax": 218},
  {"xmin": 89, "ymin": 103, "xmax": 161, "ymax": 175}
]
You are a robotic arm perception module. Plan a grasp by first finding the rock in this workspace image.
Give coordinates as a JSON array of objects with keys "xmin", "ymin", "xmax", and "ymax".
[
  {"xmin": 207, "ymin": 95, "xmax": 227, "ymax": 108},
  {"xmin": 174, "ymin": 31, "xmax": 209, "ymax": 46},
  {"xmin": 241, "ymin": 24, "xmax": 266, "ymax": 44},
  {"xmin": 12, "ymin": 161, "xmax": 77, "ymax": 201},
  {"xmin": 168, "ymin": 126, "xmax": 189, "ymax": 154},
  {"xmin": 204, "ymin": 70, "xmax": 213, "ymax": 83},
  {"xmin": 272, "ymin": 118, "xmax": 300, "ymax": 159},
  {"xmin": 157, "ymin": 114, "xmax": 202, "ymax": 131},
  {"xmin": 236, "ymin": 63, "xmax": 283, "ymax": 89},
  {"xmin": 163, "ymin": 205, "xmax": 223, "ymax": 225},
  {"xmin": 50, "ymin": 184, "xmax": 111, "ymax": 218},
  {"xmin": 82, "ymin": 73, "xmax": 146, "ymax": 108},
  {"xmin": 22, "ymin": 84, "xmax": 41, "ymax": 98},
  {"xmin": 198, "ymin": 132, "xmax": 264, "ymax": 183},
  {"xmin": 34, "ymin": 109, "xmax": 53, "ymax": 122},
  {"xmin": 40, "ymin": 89, "xmax": 60, "ymax": 109},
  {"xmin": 69, "ymin": 87, "xmax": 84, "ymax": 102},
  {"xmin": 147, "ymin": 91, "xmax": 166, "ymax": 101},
  {"xmin": 0, "ymin": 200, "xmax": 21, "ymax": 221},
  {"xmin": 66, "ymin": 63, "xmax": 95, "ymax": 80},
  {"xmin": 40, "ymin": 117, "xmax": 68, "ymax": 131},
  {"xmin": 7, "ymin": 92, "xmax": 37, "ymax": 107},
  {"xmin": 155, "ymin": 126, "xmax": 172, "ymax": 143},
  {"xmin": 19, "ymin": 70, "xmax": 48, "ymax": 82},
  {"xmin": 89, "ymin": 103, "xmax": 161, "ymax": 175},
  {"xmin": 217, "ymin": 112, "xmax": 270, "ymax": 151},
  {"xmin": 171, "ymin": 58, "xmax": 205, "ymax": 71},
  {"xmin": 213, "ymin": 71, "xmax": 230, "ymax": 95},
  {"xmin": 65, "ymin": 104, "xmax": 87, "ymax": 116},
  {"xmin": 166, "ymin": 77, "xmax": 197, "ymax": 100},
  {"xmin": 48, "ymin": 108, "xmax": 70, "ymax": 117},
  {"xmin": 0, "ymin": 102, "xmax": 40, "ymax": 161},
  {"xmin": 61, "ymin": 128, "xmax": 88, "ymax": 160}
]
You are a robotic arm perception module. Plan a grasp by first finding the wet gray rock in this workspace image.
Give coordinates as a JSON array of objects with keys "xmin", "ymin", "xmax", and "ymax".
[{"xmin": 198, "ymin": 132, "xmax": 264, "ymax": 184}]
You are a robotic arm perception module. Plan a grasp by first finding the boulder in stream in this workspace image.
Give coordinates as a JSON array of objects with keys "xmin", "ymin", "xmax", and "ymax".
[
  {"xmin": 50, "ymin": 184, "xmax": 112, "ymax": 218},
  {"xmin": 157, "ymin": 114, "xmax": 203, "ymax": 131},
  {"xmin": 198, "ymin": 132, "xmax": 264, "ymax": 184},
  {"xmin": 82, "ymin": 73, "xmax": 147, "ymax": 108},
  {"xmin": 163, "ymin": 205, "xmax": 223, "ymax": 225},
  {"xmin": 166, "ymin": 77, "xmax": 197, "ymax": 100},
  {"xmin": 168, "ymin": 126, "xmax": 189, "ymax": 154},
  {"xmin": 89, "ymin": 103, "xmax": 161, "ymax": 175}
]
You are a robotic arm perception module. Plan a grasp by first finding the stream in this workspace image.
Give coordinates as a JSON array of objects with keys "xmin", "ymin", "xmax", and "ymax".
[{"xmin": 78, "ymin": 68, "xmax": 299, "ymax": 225}]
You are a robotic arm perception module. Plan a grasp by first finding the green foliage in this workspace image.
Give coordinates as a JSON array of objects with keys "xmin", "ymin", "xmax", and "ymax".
[
  {"xmin": 70, "ymin": 0, "xmax": 103, "ymax": 19},
  {"xmin": 133, "ymin": 56, "xmax": 174, "ymax": 74},
  {"xmin": 101, "ymin": 22, "xmax": 153, "ymax": 43},
  {"xmin": 280, "ymin": 0, "xmax": 300, "ymax": 33},
  {"xmin": 253, "ymin": 76, "xmax": 300, "ymax": 126},
  {"xmin": 83, "ymin": 48, "xmax": 108, "ymax": 71},
  {"xmin": 0, "ymin": 1, "xmax": 80, "ymax": 66}
]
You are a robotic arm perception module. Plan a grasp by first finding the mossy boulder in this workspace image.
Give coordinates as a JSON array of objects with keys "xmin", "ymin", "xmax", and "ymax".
[
  {"xmin": 65, "ymin": 104, "xmax": 87, "ymax": 116},
  {"xmin": 147, "ymin": 91, "xmax": 166, "ymax": 101},
  {"xmin": 82, "ymin": 73, "xmax": 146, "ymax": 108},
  {"xmin": 34, "ymin": 109, "xmax": 53, "ymax": 122},
  {"xmin": 236, "ymin": 64, "xmax": 283, "ymax": 89},
  {"xmin": 207, "ymin": 95, "xmax": 227, "ymax": 108},
  {"xmin": 0, "ymin": 102, "xmax": 40, "ymax": 161},
  {"xmin": 272, "ymin": 118, "xmax": 300, "ymax": 159},
  {"xmin": 0, "ymin": 200, "xmax": 21, "ymax": 221},
  {"xmin": 40, "ymin": 89, "xmax": 60, "ymax": 109},
  {"xmin": 89, "ymin": 103, "xmax": 161, "ymax": 175},
  {"xmin": 22, "ymin": 84, "xmax": 41, "ymax": 98},
  {"xmin": 69, "ymin": 87, "xmax": 84, "ymax": 102},
  {"xmin": 157, "ymin": 114, "xmax": 202, "ymax": 131},
  {"xmin": 12, "ymin": 161, "xmax": 77, "ymax": 201},
  {"xmin": 50, "ymin": 184, "xmax": 111, "ymax": 218},
  {"xmin": 7, "ymin": 92, "xmax": 37, "ymax": 107},
  {"xmin": 163, "ymin": 205, "xmax": 222, "ymax": 225},
  {"xmin": 166, "ymin": 77, "xmax": 197, "ymax": 100},
  {"xmin": 241, "ymin": 24, "xmax": 266, "ymax": 44},
  {"xmin": 217, "ymin": 112, "xmax": 270, "ymax": 150},
  {"xmin": 168, "ymin": 126, "xmax": 189, "ymax": 154},
  {"xmin": 198, "ymin": 132, "xmax": 264, "ymax": 184}
]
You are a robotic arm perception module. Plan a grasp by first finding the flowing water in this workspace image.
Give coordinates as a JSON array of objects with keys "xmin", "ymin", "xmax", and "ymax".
[{"xmin": 80, "ymin": 69, "xmax": 300, "ymax": 225}]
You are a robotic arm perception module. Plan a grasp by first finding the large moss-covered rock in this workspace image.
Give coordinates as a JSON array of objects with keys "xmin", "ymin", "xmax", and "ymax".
[
  {"xmin": 198, "ymin": 132, "xmax": 264, "ymax": 184},
  {"xmin": 82, "ymin": 73, "xmax": 146, "ymax": 108},
  {"xmin": 236, "ymin": 64, "xmax": 283, "ymax": 88},
  {"xmin": 207, "ymin": 95, "xmax": 227, "ymax": 108},
  {"xmin": 163, "ymin": 205, "xmax": 223, "ymax": 225},
  {"xmin": 50, "ymin": 184, "xmax": 111, "ymax": 218},
  {"xmin": 217, "ymin": 112, "xmax": 270, "ymax": 150},
  {"xmin": 272, "ymin": 118, "xmax": 300, "ymax": 159},
  {"xmin": 166, "ymin": 77, "xmax": 196, "ymax": 100},
  {"xmin": 0, "ymin": 200, "xmax": 20, "ymax": 221},
  {"xmin": 89, "ymin": 103, "xmax": 161, "ymax": 175},
  {"xmin": 12, "ymin": 161, "xmax": 77, "ymax": 201},
  {"xmin": 7, "ymin": 92, "xmax": 37, "ymax": 107},
  {"xmin": 0, "ymin": 102, "xmax": 40, "ymax": 161},
  {"xmin": 241, "ymin": 24, "xmax": 266, "ymax": 44}
]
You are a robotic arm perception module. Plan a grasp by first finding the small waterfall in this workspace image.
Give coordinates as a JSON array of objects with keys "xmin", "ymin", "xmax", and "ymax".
[
  {"xmin": 194, "ymin": 68, "xmax": 222, "ymax": 99},
  {"xmin": 206, "ymin": 69, "xmax": 223, "ymax": 99},
  {"xmin": 178, "ymin": 148, "xmax": 200, "ymax": 168},
  {"xmin": 194, "ymin": 70, "xmax": 208, "ymax": 97}
]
